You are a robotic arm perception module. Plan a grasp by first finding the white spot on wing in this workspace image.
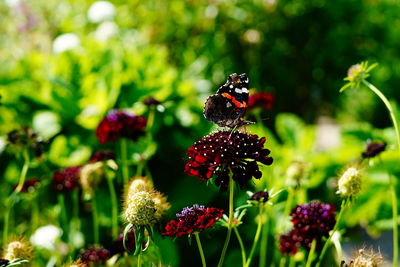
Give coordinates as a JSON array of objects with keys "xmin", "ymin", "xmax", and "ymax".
[
  {"xmin": 235, "ymin": 88, "xmax": 242, "ymax": 94},
  {"xmin": 245, "ymin": 78, "xmax": 249, "ymax": 83},
  {"xmin": 226, "ymin": 102, "xmax": 232, "ymax": 108},
  {"xmin": 229, "ymin": 85, "xmax": 233, "ymax": 88},
  {"xmin": 242, "ymin": 87, "xmax": 248, "ymax": 93}
]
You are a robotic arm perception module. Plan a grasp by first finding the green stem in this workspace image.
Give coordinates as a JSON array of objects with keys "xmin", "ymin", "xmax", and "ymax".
[
  {"xmin": 107, "ymin": 176, "xmax": 118, "ymax": 238},
  {"xmin": 120, "ymin": 138, "xmax": 130, "ymax": 185},
  {"xmin": 32, "ymin": 196, "xmax": 39, "ymax": 231},
  {"xmin": 233, "ymin": 227, "xmax": 247, "ymax": 266},
  {"xmin": 58, "ymin": 194, "xmax": 69, "ymax": 235},
  {"xmin": 136, "ymin": 161, "xmax": 145, "ymax": 177},
  {"xmin": 92, "ymin": 196, "xmax": 99, "ymax": 244},
  {"xmin": 283, "ymin": 188, "xmax": 295, "ymax": 217},
  {"xmin": 363, "ymin": 79, "xmax": 399, "ymax": 266},
  {"xmin": 305, "ymin": 239, "xmax": 317, "ymax": 267},
  {"xmin": 3, "ymin": 201, "xmax": 11, "ymax": 244},
  {"xmin": 279, "ymin": 257, "xmax": 286, "ymax": 267},
  {"xmin": 316, "ymin": 199, "xmax": 347, "ymax": 267},
  {"xmin": 217, "ymin": 174, "xmax": 235, "ymax": 267},
  {"xmin": 259, "ymin": 205, "xmax": 270, "ymax": 267},
  {"xmin": 137, "ymin": 251, "xmax": 142, "ymax": 267},
  {"xmin": 288, "ymin": 256, "xmax": 295, "ymax": 267},
  {"xmin": 245, "ymin": 206, "xmax": 264, "ymax": 267},
  {"xmin": 72, "ymin": 189, "xmax": 79, "ymax": 221},
  {"xmin": 14, "ymin": 150, "xmax": 30, "ymax": 194},
  {"xmin": 195, "ymin": 232, "xmax": 207, "ymax": 267}
]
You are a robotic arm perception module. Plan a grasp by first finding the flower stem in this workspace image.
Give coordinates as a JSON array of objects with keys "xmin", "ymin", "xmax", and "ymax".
[
  {"xmin": 305, "ymin": 239, "xmax": 317, "ymax": 267},
  {"xmin": 107, "ymin": 176, "xmax": 118, "ymax": 238},
  {"xmin": 58, "ymin": 194, "xmax": 69, "ymax": 235},
  {"xmin": 92, "ymin": 196, "xmax": 99, "ymax": 244},
  {"xmin": 259, "ymin": 206, "xmax": 270, "ymax": 267},
  {"xmin": 2, "ymin": 200, "xmax": 11, "ymax": 244},
  {"xmin": 279, "ymin": 257, "xmax": 286, "ymax": 267},
  {"xmin": 245, "ymin": 206, "xmax": 264, "ymax": 267},
  {"xmin": 32, "ymin": 196, "xmax": 39, "ymax": 231},
  {"xmin": 233, "ymin": 227, "xmax": 247, "ymax": 266},
  {"xmin": 194, "ymin": 232, "xmax": 207, "ymax": 267},
  {"xmin": 120, "ymin": 138, "xmax": 130, "ymax": 185},
  {"xmin": 316, "ymin": 199, "xmax": 347, "ymax": 267},
  {"xmin": 14, "ymin": 150, "xmax": 30, "ymax": 194},
  {"xmin": 217, "ymin": 174, "xmax": 235, "ymax": 267},
  {"xmin": 137, "ymin": 251, "xmax": 142, "ymax": 267},
  {"xmin": 363, "ymin": 79, "xmax": 399, "ymax": 267}
]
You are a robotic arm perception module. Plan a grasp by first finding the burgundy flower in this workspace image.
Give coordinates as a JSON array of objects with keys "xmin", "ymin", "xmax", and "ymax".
[
  {"xmin": 248, "ymin": 92, "xmax": 274, "ymax": 110},
  {"xmin": 143, "ymin": 97, "xmax": 161, "ymax": 106},
  {"xmin": 108, "ymin": 229, "xmax": 136, "ymax": 256},
  {"xmin": 52, "ymin": 167, "xmax": 81, "ymax": 193},
  {"xmin": 0, "ymin": 259, "xmax": 9, "ymax": 266},
  {"xmin": 185, "ymin": 131, "xmax": 273, "ymax": 191},
  {"xmin": 279, "ymin": 201, "xmax": 336, "ymax": 255},
  {"xmin": 96, "ymin": 110, "xmax": 147, "ymax": 144},
  {"xmin": 13, "ymin": 178, "xmax": 40, "ymax": 193},
  {"xmin": 362, "ymin": 141, "xmax": 386, "ymax": 158},
  {"xmin": 163, "ymin": 205, "xmax": 223, "ymax": 237},
  {"xmin": 248, "ymin": 191, "xmax": 269, "ymax": 203},
  {"xmin": 7, "ymin": 127, "xmax": 45, "ymax": 157},
  {"xmin": 291, "ymin": 201, "xmax": 336, "ymax": 237},
  {"xmin": 80, "ymin": 247, "xmax": 110, "ymax": 265},
  {"xmin": 90, "ymin": 150, "xmax": 115, "ymax": 162}
]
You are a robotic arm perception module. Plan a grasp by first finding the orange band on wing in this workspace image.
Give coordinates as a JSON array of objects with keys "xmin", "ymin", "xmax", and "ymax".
[{"xmin": 222, "ymin": 93, "xmax": 246, "ymax": 108}]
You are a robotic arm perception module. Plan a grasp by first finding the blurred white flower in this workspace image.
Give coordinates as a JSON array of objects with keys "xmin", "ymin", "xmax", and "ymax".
[
  {"xmin": 52, "ymin": 33, "xmax": 80, "ymax": 54},
  {"xmin": 4, "ymin": 0, "xmax": 21, "ymax": 8},
  {"xmin": 95, "ymin": 21, "xmax": 118, "ymax": 41},
  {"xmin": 88, "ymin": 1, "xmax": 116, "ymax": 23},
  {"xmin": 30, "ymin": 225, "xmax": 62, "ymax": 251}
]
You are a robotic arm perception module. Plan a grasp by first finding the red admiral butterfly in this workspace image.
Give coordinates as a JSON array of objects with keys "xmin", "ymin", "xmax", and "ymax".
[{"xmin": 203, "ymin": 73, "xmax": 253, "ymax": 128}]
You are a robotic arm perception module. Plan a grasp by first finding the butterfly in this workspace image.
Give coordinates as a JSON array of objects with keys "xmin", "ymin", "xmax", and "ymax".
[{"xmin": 203, "ymin": 73, "xmax": 253, "ymax": 128}]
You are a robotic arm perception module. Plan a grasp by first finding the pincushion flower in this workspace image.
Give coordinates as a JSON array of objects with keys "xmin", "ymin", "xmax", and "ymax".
[
  {"xmin": 361, "ymin": 141, "xmax": 386, "ymax": 158},
  {"xmin": 123, "ymin": 177, "xmax": 170, "ymax": 222},
  {"xmin": 185, "ymin": 131, "xmax": 273, "ymax": 191},
  {"xmin": 96, "ymin": 110, "xmax": 147, "ymax": 144},
  {"xmin": 3, "ymin": 238, "xmax": 33, "ymax": 261},
  {"xmin": 79, "ymin": 247, "xmax": 110, "ymax": 265},
  {"xmin": 90, "ymin": 150, "xmax": 115, "ymax": 162},
  {"xmin": 248, "ymin": 92, "xmax": 274, "ymax": 111},
  {"xmin": 30, "ymin": 225, "xmax": 62, "ymax": 251},
  {"xmin": 7, "ymin": 127, "xmax": 45, "ymax": 157},
  {"xmin": 109, "ymin": 229, "xmax": 136, "ymax": 256},
  {"xmin": 123, "ymin": 191, "xmax": 156, "ymax": 226},
  {"xmin": 163, "ymin": 205, "xmax": 224, "ymax": 237},
  {"xmin": 52, "ymin": 167, "xmax": 81, "ymax": 193},
  {"xmin": 280, "ymin": 201, "xmax": 336, "ymax": 254},
  {"xmin": 337, "ymin": 167, "xmax": 362, "ymax": 198},
  {"xmin": 13, "ymin": 178, "xmax": 40, "ymax": 193},
  {"xmin": 341, "ymin": 248, "xmax": 384, "ymax": 267}
]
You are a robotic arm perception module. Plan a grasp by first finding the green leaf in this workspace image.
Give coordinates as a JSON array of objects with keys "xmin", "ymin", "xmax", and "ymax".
[{"xmin": 275, "ymin": 113, "xmax": 305, "ymax": 147}]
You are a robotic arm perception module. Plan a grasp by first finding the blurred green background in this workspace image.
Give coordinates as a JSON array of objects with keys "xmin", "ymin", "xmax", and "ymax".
[{"xmin": 1, "ymin": 0, "xmax": 400, "ymax": 265}]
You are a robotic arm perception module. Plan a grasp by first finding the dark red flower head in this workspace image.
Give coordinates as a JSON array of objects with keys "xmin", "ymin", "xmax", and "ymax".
[
  {"xmin": 80, "ymin": 246, "xmax": 110, "ymax": 265},
  {"xmin": 279, "ymin": 201, "xmax": 336, "ymax": 255},
  {"xmin": 52, "ymin": 167, "xmax": 81, "ymax": 193},
  {"xmin": 362, "ymin": 141, "xmax": 386, "ymax": 158},
  {"xmin": 0, "ymin": 259, "xmax": 9, "ymax": 266},
  {"xmin": 13, "ymin": 178, "xmax": 40, "ymax": 193},
  {"xmin": 7, "ymin": 127, "xmax": 45, "ymax": 157},
  {"xmin": 185, "ymin": 131, "xmax": 273, "ymax": 191},
  {"xmin": 143, "ymin": 97, "xmax": 161, "ymax": 106},
  {"xmin": 90, "ymin": 150, "xmax": 115, "ymax": 162},
  {"xmin": 163, "ymin": 205, "xmax": 223, "ymax": 237},
  {"xmin": 249, "ymin": 191, "xmax": 269, "ymax": 203},
  {"xmin": 96, "ymin": 110, "xmax": 147, "ymax": 144},
  {"xmin": 108, "ymin": 229, "xmax": 136, "ymax": 256},
  {"xmin": 248, "ymin": 92, "xmax": 274, "ymax": 111}
]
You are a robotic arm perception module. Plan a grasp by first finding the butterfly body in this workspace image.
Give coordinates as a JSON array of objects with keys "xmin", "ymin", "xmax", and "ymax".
[{"xmin": 203, "ymin": 73, "xmax": 253, "ymax": 128}]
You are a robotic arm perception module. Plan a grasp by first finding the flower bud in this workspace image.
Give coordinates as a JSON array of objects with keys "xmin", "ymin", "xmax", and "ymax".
[{"xmin": 337, "ymin": 167, "xmax": 362, "ymax": 198}]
